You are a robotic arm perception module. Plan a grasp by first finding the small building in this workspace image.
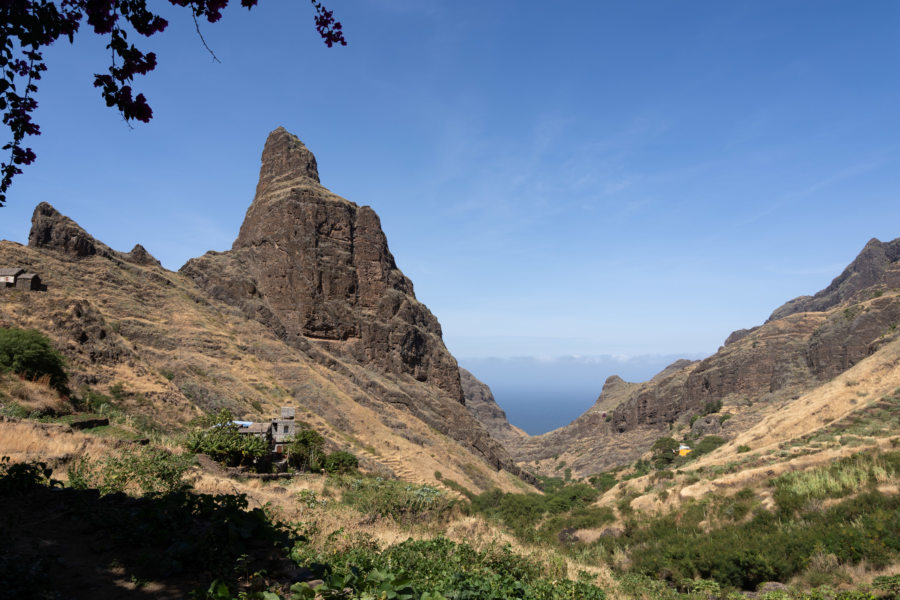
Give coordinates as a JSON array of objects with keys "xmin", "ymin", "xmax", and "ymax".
[
  {"xmin": 0, "ymin": 268, "xmax": 44, "ymax": 291},
  {"xmin": 16, "ymin": 273, "xmax": 41, "ymax": 291},
  {"xmin": 0, "ymin": 268, "xmax": 24, "ymax": 286},
  {"xmin": 270, "ymin": 406, "xmax": 297, "ymax": 454},
  {"xmin": 237, "ymin": 421, "xmax": 273, "ymax": 440},
  {"xmin": 232, "ymin": 407, "xmax": 298, "ymax": 454}
]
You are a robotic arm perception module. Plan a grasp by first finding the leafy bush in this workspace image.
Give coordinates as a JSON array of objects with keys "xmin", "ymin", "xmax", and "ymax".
[
  {"xmin": 651, "ymin": 437, "xmax": 680, "ymax": 468},
  {"xmin": 66, "ymin": 446, "xmax": 193, "ymax": 495},
  {"xmin": 185, "ymin": 409, "xmax": 270, "ymax": 469},
  {"xmin": 588, "ymin": 472, "xmax": 617, "ymax": 493},
  {"xmin": 470, "ymin": 482, "xmax": 600, "ymax": 542},
  {"xmin": 593, "ymin": 484, "xmax": 900, "ymax": 591},
  {"xmin": 323, "ymin": 450, "xmax": 358, "ymax": 474},
  {"xmin": 338, "ymin": 476, "xmax": 456, "ymax": 523},
  {"xmin": 291, "ymin": 535, "xmax": 607, "ymax": 600},
  {"xmin": 288, "ymin": 428, "xmax": 325, "ymax": 472},
  {"xmin": 0, "ymin": 327, "xmax": 67, "ymax": 393},
  {"xmin": 0, "ymin": 456, "xmax": 60, "ymax": 493},
  {"xmin": 693, "ymin": 435, "xmax": 727, "ymax": 457},
  {"xmin": 703, "ymin": 399, "xmax": 723, "ymax": 415}
]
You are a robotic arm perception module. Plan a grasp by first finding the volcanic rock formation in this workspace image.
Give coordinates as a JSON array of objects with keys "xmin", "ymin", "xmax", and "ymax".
[
  {"xmin": 181, "ymin": 128, "xmax": 462, "ymax": 399},
  {"xmin": 180, "ymin": 127, "xmax": 527, "ymax": 479},
  {"xmin": 29, "ymin": 202, "xmax": 162, "ymax": 268},
  {"xmin": 459, "ymin": 368, "xmax": 526, "ymax": 444}
]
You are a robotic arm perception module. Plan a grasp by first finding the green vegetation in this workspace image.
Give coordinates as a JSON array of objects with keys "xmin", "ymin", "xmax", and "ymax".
[
  {"xmin": 288, "ymin": 427, "xmax": 326, "ymax": 471},
  {"xmin": 185, "ymin": 409, "xmax": 270, "ymax": 469},
  {"xmin": 693, "ymin": 435, "xmax": 727, "ymax": 456},
  {"xmin": 469, "ymin": 480, "xmax": 603, "ymax": 543},
  {"xmin": 323, "ymin": 450, "xmax": 359, "ymax": 474},
  {"xmin": 336, "ymin": 475, "xmax": 456, "ymax": 524},
  {"xmin": 588, "ymin": 471, "xmax": 618, "ymax": 493},
  {"xmin": 67, "ymin": 446, "xmax": 193, "ymax": 495},
  {"xmin": 772, "ymin": 451, "xmax": 898, "ymax": 516},
  {"xmin": 580, "ymin": 451, "xmax": 900, "ymax": 592},
  {"xmin": 289, "ymin": 536, "xmax": 607, "ymax": 600},
  {"xmin": 0, "ymin": 327, "xmax": 67, "ymax": 392}
]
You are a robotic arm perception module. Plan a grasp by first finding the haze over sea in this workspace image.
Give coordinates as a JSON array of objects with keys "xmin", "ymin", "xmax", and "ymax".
[{"xmin": 458, "ymin": 354, "xmax": 702, "ymax": 435}]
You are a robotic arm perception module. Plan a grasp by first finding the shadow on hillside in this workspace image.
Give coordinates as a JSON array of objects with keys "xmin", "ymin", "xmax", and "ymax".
[{"xmin": 0, "ymin": 484, "xmax": 301, "ymax": 599}]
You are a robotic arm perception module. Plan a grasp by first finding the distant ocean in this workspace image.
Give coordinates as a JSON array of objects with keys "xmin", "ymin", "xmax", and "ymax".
[
  {"xmin": 488, "ymin": 384, "xmax": 600, "ymax": 435},
  {"xmin": 459, "ymin": 354, "xmax": 701, "ymax": 435}
]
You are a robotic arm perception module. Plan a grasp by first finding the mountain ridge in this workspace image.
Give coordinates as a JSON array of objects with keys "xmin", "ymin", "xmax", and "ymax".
[{"xmin": 482, "ymin": 235, "xmax": 900, "ymax": 477}]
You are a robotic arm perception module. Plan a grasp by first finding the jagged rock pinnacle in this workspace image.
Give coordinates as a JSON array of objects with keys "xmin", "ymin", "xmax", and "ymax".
[{"xmin": 254, "ymin": 127, "xmax": 320, "ymax": 199}]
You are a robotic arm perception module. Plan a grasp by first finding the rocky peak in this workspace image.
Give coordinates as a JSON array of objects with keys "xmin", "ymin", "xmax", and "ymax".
[
  {"xmin": 768, "ymin": 236, "xmax": 900, "ymax": 321},
  {"xmin": 180, "ymin": 128, "xmax": 531, "ymax": 480},
  {"xmin": 28, "ymin": 202, "xmax": 111, "ymax": 258},
  {"xmin": 28, "ymin": 203, "xmax": 161, "ymax": 268},
  {"xmin": 253, "ymin": 126, "xmax": 320, "ymax": 199},
  {"xmin": 126, "ymin": 244, "xmax": 161, "ymax": 267}
]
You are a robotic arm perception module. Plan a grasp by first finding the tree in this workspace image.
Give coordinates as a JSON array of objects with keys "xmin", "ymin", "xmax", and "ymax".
[
  {"xmin": 0, "ymin": 326, "xmax": 68, "ymax": 393},
  {"xmin": 323, "ymin": 450, "xmax": 358, "ymax": 474},
  {"xmin": 185, "ymin": 408, "xmax": 269, "ymax": 468},
  {"xmin": 287, "ymin": 427, "xmax": 325, "ymax": 472},
  {"xmin": 0, "ymin": 0, "xmax": 345, "ymax": 207},
  {"xmin": 650, "ymin": 436, "xmax": 679, "ymax": 468}
]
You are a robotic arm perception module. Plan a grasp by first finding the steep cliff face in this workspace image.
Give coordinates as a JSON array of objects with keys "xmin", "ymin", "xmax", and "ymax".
[
  {"xmin": 459, "ymin": 368, "xmax": 526, "ymax": 444},
  {"xmin": 181, "ymin": 128, "xmax": 462, "ymax": 400},
  {"xmin": 179, "ymin": 128, "xmax": 529, "ymax": 480}
]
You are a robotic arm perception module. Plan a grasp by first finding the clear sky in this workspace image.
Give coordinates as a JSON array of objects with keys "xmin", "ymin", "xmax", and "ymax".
[{"xmin": 2, "ymin": 1, "xmax": 900, "ymax": 431}]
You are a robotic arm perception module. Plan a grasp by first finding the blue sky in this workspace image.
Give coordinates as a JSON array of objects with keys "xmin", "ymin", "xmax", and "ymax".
[{"xmin": 3, "ymin": 1, "xmax": 900, "ymax": 431}]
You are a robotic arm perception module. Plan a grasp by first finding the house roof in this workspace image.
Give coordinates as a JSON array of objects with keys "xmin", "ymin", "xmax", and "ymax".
[
  {"xmin": 0, "ymin": 268, "xmax": 24, "ymax": 277},
  {"xmin": 18, "ymin": 273, "xmax": 38, "ymax": 279},
  {"xmin": 241, "ymin": 423, "xmax": 272, "ymax": 435}
]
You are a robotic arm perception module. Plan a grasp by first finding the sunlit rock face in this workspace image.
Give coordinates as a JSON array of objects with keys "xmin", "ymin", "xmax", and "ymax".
[{"xmin": 180, "ymin": 128, "xmax": 530, "ymax": 479}]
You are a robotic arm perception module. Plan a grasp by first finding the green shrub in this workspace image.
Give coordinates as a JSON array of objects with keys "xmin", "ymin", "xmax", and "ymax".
[
  {"xmin": 66, "ymin": 446, "xmax": 192, "ymax": 495},
  {"xmin": 288, "ymin": 428, "xmax": 325, "ymax": 472},
  {"xmin": 185, "ymin": 409, "xmax": 269, "ymax": 469},
  {"xmin": 323, "ymin": 450, "xmax": 358, "ymax": 474},
  {"xmin": 704, "ymin": 399, "xmax": 723, "ymax": 415},
  {"xmin": 594, "ymin": 485, "xmax": 900, "ymax": 591},
  {"xmin": 338, "ymin": 476, "xmax": 455, "ymax": 523},
  {"xmin": 0, "ymin": 327, "xmax": 67, "ymax": 393},
  {"xmin": 291, "ymin": 535, "xmax": 607, "ymax": 600},
  {"xmin": 693, "ymin": 435, "xmax": 727, "ymax": 456},
  {"xmin": 588, "ymin": 472, "xmax": 617, "ymax": 493},
  {"xmin": 737, "ymin": 444, "xmax": 751, "ymax": 453}
]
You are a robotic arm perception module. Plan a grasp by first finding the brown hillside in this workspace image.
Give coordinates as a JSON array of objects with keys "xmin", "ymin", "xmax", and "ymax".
[{"xmin": 0, "ymin": 128, "xmax": 536, "ymax": 493}]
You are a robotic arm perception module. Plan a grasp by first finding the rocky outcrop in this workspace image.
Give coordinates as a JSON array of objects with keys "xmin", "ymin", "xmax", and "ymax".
[
  {"xmin": 180, "ymin": 127, "xmax": 528, "ymax": 480},
  {"xmin": 126, "ymin": 244, "xmax": 161, "ymax": 267},
  {"xmin": 28, "ymin": 203, "xmax": 162, "ymax": 269},
  {"xmin": 460, "ymin": 368, "xmax": 526, "ymax": 443},
  {"xmin": 28, "ymin": 202, "xmax": 114, "ymax": 259},
  {"xmin": 768, "ymin": 237, "xmax": 900, "ymax": 321},
  {"xmin": 516, "ymin": 237, "xmax": 900, "ymax": 475},
  {"xmin": 181, "ymin": 128, "xmax": 463, "ymax": 400},
  {"xmin": 723, "ymin": 326, "xmax": 760, "ymax": 346}
]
